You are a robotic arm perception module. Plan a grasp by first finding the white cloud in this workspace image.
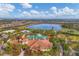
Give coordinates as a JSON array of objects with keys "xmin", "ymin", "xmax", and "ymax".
[
  {"xmin": 19, "ymin": 9, "xmax": 54, "ymax": 19},
  {"xmin": 50, "ymin": 6, "xmax": 57, "ymax": 11},
  {"xmin": 30, "ymin": 10, "xmax": 51, "ymax": 17},
  {"xmin": 0, "ymin": 3, "xmax": 78, "ymax": 19},
  {"xmin": 16, "ymin": 11, "xmax": 32, "ymax": 19},
  {"xmin": 50, "ymin": 6, "xmax": 79, "ymax": 18},
  {"xmin": 21, "ymin": 3, "xmax": 32, "ymax": 8},
  {"xmin": 30, "ymin": 10, "xmax": 39, "ymax": 15},
  {"xmin": 13, "ymin": 6, "xmax": 79, "ymax": 19},
  {"xmin": 0, "ymin": 3, "xmax": 15, "ymax": 12},
  {"xmin": 0, "ymin": 11, "xmax": 13, "ymax": 19},
  {"xmin": 62, "ymin": 7, "xmax": 74, "ymax": 15},
  {"xmin": 0, "ymin": 3, "xmax": 15, "ymax": 19},
  {"xmin": 22, "ymin": 11, "xmax": 31, "ymax": 16},
  {"xmin": 0, "ymin": 11, "xmax": 10, "ymax": 16},
  {"xmin": 50, "ymin": 6, "xmax": 57, "ymax": 14},
  {"xmin": 60, "ymin": 7, "xmax": 79, "ymax": 16}
]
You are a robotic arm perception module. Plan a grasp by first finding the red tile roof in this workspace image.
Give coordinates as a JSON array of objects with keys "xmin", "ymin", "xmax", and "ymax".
[
  {"xmin": 14, "ymin": 34, "xmax": 53, "ymax": 50},
  {"xmin": 27, "ymin": 40, "xmax": 52, "ymax": 50}
]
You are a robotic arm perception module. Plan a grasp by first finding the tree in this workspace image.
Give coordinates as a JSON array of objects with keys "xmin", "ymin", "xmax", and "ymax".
[{"xmin": 4, "ymin": 43, "xmax": 21, "ymax": 56}]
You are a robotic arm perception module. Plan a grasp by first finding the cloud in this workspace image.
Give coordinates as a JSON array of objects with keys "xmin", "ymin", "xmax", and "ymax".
[
  {"xmin": 0, "ymin": 11, "xmax": 10, "ymax": 17},
  {"xmin": 18, "ymin": 10, "xmax": 54, "ymax": 19},
  {"xmin": 21, "ymin": 3, "xmax": 32, "ymax": 8},
  {"xmin": 62, "ymin": 7, "xmax": 75, "ymax": 15},
  {"xmin": 50, "ymin": 6, "xmax": 79, "ymax": 17},
  {"xmin": 0, "ymin": 11, "xmax": 14, "ymax": 19},
  {"xmin": 0, "ymin": 3, "xmax": 15, "ymax": 19},
  {"xmin": 22, "ymin": 11, "xmax": 31, "ymax": 16},
  {"xmin": 0, "ymin": 3, "xmax": 79, "ymax": 19},
  {"xmin": 50, "ymin": 6, "xmax": 57, "ymax": 14},
  {"xmin": 51, "ymin": 7, "xmax": 57, "ymax": 10},
  {"xmin": 30, "ymin": 10, "xmax": 40, "ymax": 16},
  {"xmin": 0, "ymin": 3, "xmax": 15, "ymax": 12}
]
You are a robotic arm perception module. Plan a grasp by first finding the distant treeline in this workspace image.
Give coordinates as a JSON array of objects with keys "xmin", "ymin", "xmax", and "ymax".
[{"xmin": 62, "ymin": 23, "xmax": 79, "ymax": 30}]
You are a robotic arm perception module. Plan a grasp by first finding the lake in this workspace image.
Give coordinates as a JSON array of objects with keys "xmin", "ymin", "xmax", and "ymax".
[{"xmin": 27, "ymin": 24, "xmax": 62, "ymax": 31}]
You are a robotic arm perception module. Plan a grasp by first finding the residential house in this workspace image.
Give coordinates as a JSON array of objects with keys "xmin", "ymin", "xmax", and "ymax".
[{"xmin": 17, "ymin": 34, "xmax": 52, "ymax": 51}]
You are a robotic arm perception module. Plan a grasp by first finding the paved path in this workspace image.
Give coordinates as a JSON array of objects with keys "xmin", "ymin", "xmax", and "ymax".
[{"xmin": 19, "ymin": 49, "xmax": 24, "ymax": 56}]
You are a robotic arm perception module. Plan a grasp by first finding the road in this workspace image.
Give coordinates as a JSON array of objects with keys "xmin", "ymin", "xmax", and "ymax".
[
  {"xmin": 19, "ymin": 49, "xmax": 24, "ymax": 56},
  {"xmin": 59, "ymin": 44, "xmax": 64, "ymax": 56}
]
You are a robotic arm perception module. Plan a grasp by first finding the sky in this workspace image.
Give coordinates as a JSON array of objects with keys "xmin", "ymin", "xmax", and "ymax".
[{"xmin": 0, "ymin": 3, "xmax": 79, "ymax": 19}]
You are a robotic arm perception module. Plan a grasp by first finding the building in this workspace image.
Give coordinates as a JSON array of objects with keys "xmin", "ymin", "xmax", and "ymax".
[
  {"xmin": 2, "ymin": 30, "xmax": 15, "ymax": 33},
  {"xmin": 21, "ymin": 30, "xmax": 30, "ymax": 34},
  {"xmin": 16, "ymin": 34, "xmax": 52, "ymax": 51}
]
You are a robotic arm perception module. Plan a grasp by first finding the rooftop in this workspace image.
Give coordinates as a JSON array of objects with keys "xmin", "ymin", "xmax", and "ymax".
[{"xmin": 27, "ymin": 34, "xmax": 48, "ymax": 40}]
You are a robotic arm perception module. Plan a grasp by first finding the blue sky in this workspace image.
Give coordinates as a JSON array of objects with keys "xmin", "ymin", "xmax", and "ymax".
[{"xmin": 0, "ymin": 3, "xmax": 79, "ymax": 19}]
